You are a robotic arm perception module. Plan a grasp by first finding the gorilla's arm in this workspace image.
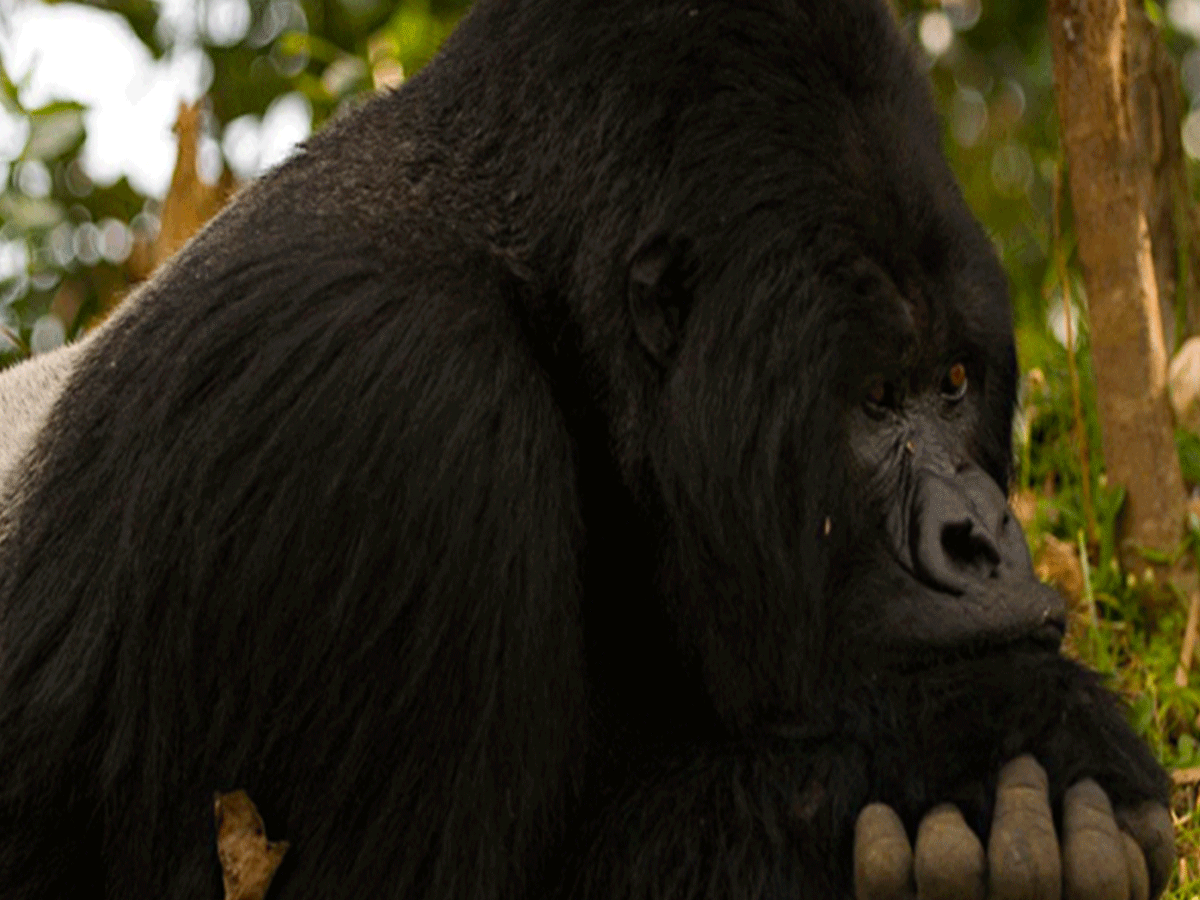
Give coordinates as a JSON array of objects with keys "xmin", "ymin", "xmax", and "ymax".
[
  {"xmin": 850, "ymin": 653, "xmax": 1169, "ymax": 823},
  {"xmin": 568, "ymin": 740, "xmax": 854, "ymax": 900},
  {"xmin": 569, "ymin": 654, "xmax": 1170, "ymax": 900}
]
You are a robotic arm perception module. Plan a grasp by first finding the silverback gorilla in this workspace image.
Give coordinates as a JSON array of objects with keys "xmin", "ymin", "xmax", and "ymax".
[{"xmin": 0, "ymin": 1, "xmax": 1176, "ymax": 898}]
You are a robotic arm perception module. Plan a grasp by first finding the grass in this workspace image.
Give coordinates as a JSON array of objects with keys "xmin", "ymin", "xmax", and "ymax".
[{"xmin": 1014, "ymin": 339, "xmax": 1200, "ymax": 896}]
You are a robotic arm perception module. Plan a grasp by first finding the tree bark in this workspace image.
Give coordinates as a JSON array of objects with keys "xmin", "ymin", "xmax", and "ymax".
[
  {"xmin": 1048, "ymin": 0, "xmax": 1185, "ymax": 558},
  {"xmin": 1126, "ymin": 5, "xmax": 1200, "ymax": 349}
]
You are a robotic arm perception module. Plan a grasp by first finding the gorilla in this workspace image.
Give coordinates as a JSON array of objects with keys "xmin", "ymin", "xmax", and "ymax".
[{"xmin": 0, "ymin": 0, "xmax": 1175, "ymax": 898}]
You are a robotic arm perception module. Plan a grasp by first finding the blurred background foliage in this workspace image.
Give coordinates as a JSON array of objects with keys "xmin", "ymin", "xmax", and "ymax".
[
  {"xmin": 0, "ymin": 0, "xmax": 1181, "ymax": 367},
  {"xmin": 8, "ymin": 0, "xmax": 1200, "ymax": 891},
  {"xmin": 0, "ymin": 0, "xmax": 473, "ymax": 354}
]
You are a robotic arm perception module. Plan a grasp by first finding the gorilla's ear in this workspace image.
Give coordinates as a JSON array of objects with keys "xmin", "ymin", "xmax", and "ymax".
[{"xmin": 628, "ymin": 234, "xmax": 694, "ymax": 366}]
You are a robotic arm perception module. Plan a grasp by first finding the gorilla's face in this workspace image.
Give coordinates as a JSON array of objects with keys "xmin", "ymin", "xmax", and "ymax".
[
  {"xmin": 638, "ymin": 227, "xmax": 1064, "ymax": 725},
  {"xmin": 840, "ymin": 300, "xmax": 1065, "ymax": 659},
  {"xmin": 623, "ymin": 49, "xmax": 1063, "ymax": 724}
]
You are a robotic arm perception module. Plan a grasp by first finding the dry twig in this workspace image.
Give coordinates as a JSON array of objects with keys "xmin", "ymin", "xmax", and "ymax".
[{"xmin": 1176, "ymin": 591, "xmax": 1200, "ymax": 688}]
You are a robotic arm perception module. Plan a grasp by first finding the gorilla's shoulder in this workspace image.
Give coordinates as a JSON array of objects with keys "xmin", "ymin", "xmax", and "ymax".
[{"xmin": 0, "ymin": 342, "xmax": 86, "ymax": 483}]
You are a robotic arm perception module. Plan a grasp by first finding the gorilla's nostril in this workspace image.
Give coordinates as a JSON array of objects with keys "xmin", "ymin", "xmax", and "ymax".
[{"xmin": 941, "ymin": 520, "xmax": 1001, "ymax": 574}]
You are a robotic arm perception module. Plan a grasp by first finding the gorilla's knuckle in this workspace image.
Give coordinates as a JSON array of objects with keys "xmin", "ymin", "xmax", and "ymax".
[
  {"xmin": 997, "ymin": 787, "xmax": 1055, "ymax": 819},
  {"xmin": 1065, "ymin": 779, "xmax": 1115, "ymax": 817},
  {"xmin": 857, "ymin": 845, "xmax": 913, "ymax": 892},
  {"xmin": 915, "ymin": 805, "xmax": 979, "ymax": 859},
  {"xmin": 914, "ymin": 871, "xmax": 984, "ymax": 900},
  {"xmin": 1117, "ymin": 805, "xmax": 1176, "ymax": 900},
  {"xmin": 998, "ymin": 757, "xmax": 1051, "ymax": 793},
  {"xmin": 913, "ymin": 824, "xmax": 985, "ymax": 900},
  {"xmin": 1119, "ymin": 831, "xmax": 1151, "ymax": 900},
  {"xmin": 1063, "ymin": 848, "xmax": 1128, "ymax": 900},
  {"xmin": 989, "ymin": 830, "xmax": 1062, "ymax": 900}
]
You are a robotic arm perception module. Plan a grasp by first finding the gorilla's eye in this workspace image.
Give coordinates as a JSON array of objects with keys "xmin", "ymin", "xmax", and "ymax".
[
  {"xmin": 941, "ymin": 362, "xmax": 968, "ymax": 401},
  {"xmin": 865, "ymin": 378, "xmax": 897, "ymax": 410}
]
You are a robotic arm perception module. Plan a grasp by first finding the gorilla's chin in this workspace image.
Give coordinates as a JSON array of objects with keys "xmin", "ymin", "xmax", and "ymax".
[{"xmin": 876, "ymin": 577, "xmax": 1067, "ymax": 657}]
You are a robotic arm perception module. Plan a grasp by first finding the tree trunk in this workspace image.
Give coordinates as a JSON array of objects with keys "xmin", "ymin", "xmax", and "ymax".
[
  {"xmin": 1048, "ymin": 0, "xmax": 1185, "ymax": 559},
  {"xmin": 1126, "ymin": 5, "xmax": 1200, "ymax": 349}
]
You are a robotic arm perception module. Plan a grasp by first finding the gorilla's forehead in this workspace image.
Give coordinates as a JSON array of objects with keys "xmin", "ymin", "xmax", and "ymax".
[
  {"xmin": 678, "ymin": 147, "xmax": 1012, "ymax": 378},
  {"xmin": 628, "ymin": 3, "xmax": 1003, "ymax": 323}
]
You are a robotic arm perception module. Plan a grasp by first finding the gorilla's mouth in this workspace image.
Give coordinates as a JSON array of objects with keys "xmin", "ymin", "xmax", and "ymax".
[
  {"xmin": 1025, "ymin": 619, "xmax": 1068, "ymax": 650},
  {"xmin": 873, "ymin": 566, "xmax": 1067, "ymax": 653},
  {"xmin": 881, "ymin": 616, "xmax": 1065, "ymax": 676}
]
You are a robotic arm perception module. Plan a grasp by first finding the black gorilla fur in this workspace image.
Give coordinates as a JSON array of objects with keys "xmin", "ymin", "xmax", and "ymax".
[{"xmin": 0, "ymin": 0, "xmax": 1169, "ymax": 898}]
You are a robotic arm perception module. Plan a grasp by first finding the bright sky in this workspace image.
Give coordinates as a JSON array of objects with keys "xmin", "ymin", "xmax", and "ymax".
[{"xmin": 0, "ymin": 0, "xmax": 311, "ymax": 198}]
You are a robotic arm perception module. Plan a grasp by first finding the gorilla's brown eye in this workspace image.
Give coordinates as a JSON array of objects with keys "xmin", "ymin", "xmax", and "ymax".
[
  {"xmin": 941, "ymin": 362, "xmax": 968, "ymax": 400},
  {"xmin": 866, "ymin": 378, "xmax": 895, "ymax": 408}
]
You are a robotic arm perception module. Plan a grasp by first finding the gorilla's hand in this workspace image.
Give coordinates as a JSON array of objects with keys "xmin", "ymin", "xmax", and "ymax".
[{"xmin": 853, "ymin": 756, "xmax": 1174, "ymax": 900}]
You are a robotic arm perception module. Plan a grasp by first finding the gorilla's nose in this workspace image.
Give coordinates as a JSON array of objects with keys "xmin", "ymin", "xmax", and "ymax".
[
  {"xmin": 903, "ymin": 466, "xmax": 1066, "ymax": 649},
  {"xmin": 910, "ymin": 467, "xmax": 1021, "ymax": 596}
]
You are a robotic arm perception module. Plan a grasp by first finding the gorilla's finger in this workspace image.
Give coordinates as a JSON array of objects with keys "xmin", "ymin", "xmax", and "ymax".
[
  {"xmin": 913, "ymin": 803, "xmax": 985, "ymax": 900},
  {"xmin": 1062, "ymin": 779, "xmax": 1127, "ymax": 900},
  {"xmin": 855, "ymin": 803, "xmax": 914, "ymax": 900},
  {"xmin": 1116, "ymin": 803, "xmax": 1175, "ymax": 900},
  {"xmin": 1120, "ymin": 830, "xmax": 1150, "ymax": 900},
  {"xmin": 988, "ymin": 756, "xmax": 1061, "ymax": 900}
]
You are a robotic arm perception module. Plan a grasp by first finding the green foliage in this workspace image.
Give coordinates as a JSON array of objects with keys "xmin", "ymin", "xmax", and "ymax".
[
  {"xmin": 1017, "ymin": 336, "xmax": 1200, "ymax": 751},
  {"xmin": 1019, "ymin": 349, "xmax": 1200, "ymax": 892},
  {"xmin": 1178, "ymin": 429, "xmax": 1200, "ymax": 487},
  {"xmin": 0, "ymin": 0, "xmax": 471, "ymax": 367}
]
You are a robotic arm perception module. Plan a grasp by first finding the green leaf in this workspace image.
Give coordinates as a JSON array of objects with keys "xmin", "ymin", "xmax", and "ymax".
[
  {"xmin": 1177, "ymin": 733, "xmax": 1198, "ymax": 767},
  {"xmin": 1177, "ymin": 429, "xmax": 1200, "ymax": 486},
  {"xmin": 0, "ymin": 194, "xmax": 64, "ymax": 230},
  {"xmin": 25, "ymin": 106, "xmax": 86, "ymax": 160},
  {"xmin": 279, "ymin": 31, "xmax": 344, "ymax": 64}
]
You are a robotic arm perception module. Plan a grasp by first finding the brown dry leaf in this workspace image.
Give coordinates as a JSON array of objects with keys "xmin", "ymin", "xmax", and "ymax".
[
  {"xmin": 214, "ymin": 790, "xmax": 289, "ymax": 900},
  {"xmin": 154, "ymin": 101, "xmax": 238, "ymax": 267},
  {"xmin": 1034, "ymin": 533, "xmax": 1090, "ymax": 658},
  {"xmin": 1009, "ymin": 488, "xmax": 1039, "ymax": 529},
  {"xmin": 1034, "ymin": 533, "xmax": 1084, "ymax": 604},
  {"xmin": 1172, "ymin": 767, "xmax": 1200, "ymax": 786}
]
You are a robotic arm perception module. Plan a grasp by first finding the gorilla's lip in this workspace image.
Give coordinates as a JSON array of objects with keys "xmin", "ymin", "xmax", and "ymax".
[
  {"xmin": 873, "ymin": 578, "xmax": 1067, "ymax": 670},
  {"xmin": 1028, "ymin": 618, "xmax": 1067, "ymax": 648},
  {"xmin": 899, "ymin": 576, "xmax": 1062, "ymax": 635},
  {"xmin": 879, "ymin": 616, "xmax": 1065, "ymax": 675}
]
